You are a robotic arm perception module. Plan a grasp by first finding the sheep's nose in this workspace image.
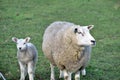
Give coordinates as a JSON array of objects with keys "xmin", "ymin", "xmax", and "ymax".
[{"xmin": 91, "ymin": 40, "xmax": 96, "ymax": 45}]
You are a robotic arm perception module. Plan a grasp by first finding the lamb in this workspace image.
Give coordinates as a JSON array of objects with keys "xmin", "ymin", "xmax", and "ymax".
[
  {"xmin": 12, "ymin": 37, "xmax": 38, "ymax": 80},
  {"xmin": 42, "ymin": 21, "xmax": 96, "ymax": 80}
]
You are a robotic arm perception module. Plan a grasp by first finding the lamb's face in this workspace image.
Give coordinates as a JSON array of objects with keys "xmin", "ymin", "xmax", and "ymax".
[
  {"xmin": 74, "ymin": 25, "xmax": 96, "ymax": 46},
  {"xmin": 12, "ymin": 37, "xmax": 30, "ymax": 51}
]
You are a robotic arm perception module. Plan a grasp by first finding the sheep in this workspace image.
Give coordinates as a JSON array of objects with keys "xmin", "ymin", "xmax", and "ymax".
[
  {"xmin": 42, "ymin": 21, "xmax": 96, "ymax": 80},
  {"xmin": 12, "ymin": 37, "xmax": 38, "ymax": 80}
]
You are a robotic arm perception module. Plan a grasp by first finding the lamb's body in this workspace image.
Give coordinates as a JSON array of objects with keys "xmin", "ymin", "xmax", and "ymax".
[
  {"xmin": 12, "ymin": 37, "xmax": 38, "ymax": 80},
  {"xmin": 17, "ymin": 43, "xmax": 37, "ymax": 64},
  {"xmin": 43, "ymin": 21, "xmax": 91, "ymax": 72}
]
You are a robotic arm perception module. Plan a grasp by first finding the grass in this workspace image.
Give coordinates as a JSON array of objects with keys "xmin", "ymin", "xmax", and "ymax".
[{"xmin": 0, "ymin": 0, "xmax": 120, "ymax": 80}]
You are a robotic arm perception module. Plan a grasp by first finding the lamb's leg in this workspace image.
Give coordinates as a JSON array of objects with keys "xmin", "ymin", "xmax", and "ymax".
[
  {"xmin": 50, "ymin": 63, "xmax": 55, "ymax": 80},
  {"xmin": 81, "ymin": 68, "xmax": 86, "ymax": 76},
  {"xmin": 63, "ymin": 70, "xmax": 71, "ymax": 80},
  {"xmin": 75, "ymin": 71, "xmax": 80, "ymax": 80},
  {"xmin": 19, "ymin": 61, "xmax": 27, "ymax": 80},
  {"xmin": 59, "ymin": 70, "xmax": 64, "ymax": 78},
  {"xmin": 28, "ymin": 61, "xmax": 35, "ymax": 80}
]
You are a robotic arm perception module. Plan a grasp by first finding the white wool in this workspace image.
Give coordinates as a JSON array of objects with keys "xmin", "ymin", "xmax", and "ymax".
[
  {"xmin": 42, "ymin": 21, "xmax": 96, "ymax": 80},
  {"xmin": 12, "ymin": 37, "xmax": 38, "ymax": 80}
]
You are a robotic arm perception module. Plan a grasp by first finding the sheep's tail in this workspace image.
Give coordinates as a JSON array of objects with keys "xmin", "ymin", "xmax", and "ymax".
[{"xmin": 0, "ymin": 72, "xmax": 6, "ymax": 80}]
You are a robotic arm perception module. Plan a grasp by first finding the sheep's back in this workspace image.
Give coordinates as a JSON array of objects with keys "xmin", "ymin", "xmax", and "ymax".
[{"xmin": 42, "ymin": 21, "xmax": 74, "ymax": 65}]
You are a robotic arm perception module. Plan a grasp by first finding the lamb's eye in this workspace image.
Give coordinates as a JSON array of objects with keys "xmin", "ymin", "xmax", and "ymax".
[{"xmin": 23, "ymin": 43, "xmax": 26, "ymax": 44}]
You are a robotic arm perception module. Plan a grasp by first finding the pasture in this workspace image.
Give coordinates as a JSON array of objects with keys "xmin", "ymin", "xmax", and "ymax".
[{"xmin": 0, "ymin": 0, "xmax": 120, "ymax": 80}]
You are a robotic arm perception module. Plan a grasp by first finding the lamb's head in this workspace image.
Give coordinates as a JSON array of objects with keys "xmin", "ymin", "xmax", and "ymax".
[
  {"xmin": 12, "ymin": 37, "xmax": 31, "ymax": 51},
  {"xmin": 74, "ymin": 25, "xmax": 96, "ymax": 46}
]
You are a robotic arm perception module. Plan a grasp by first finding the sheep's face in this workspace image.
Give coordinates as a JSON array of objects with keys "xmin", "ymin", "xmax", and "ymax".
[
  {"xmin": 12, "ymin": 37, "xmax": 30, "ymax": 51},
  {"xmin": 74, "ymin": 25, "xmax": 96, "ymax": 46}
]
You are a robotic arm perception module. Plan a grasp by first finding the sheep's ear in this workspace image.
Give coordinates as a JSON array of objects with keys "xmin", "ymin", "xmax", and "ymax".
[
  {"xmin": 25, "ymin": 37, "xmax": 31, "ymax": 42},
  {"xmin": 74, "ymin": 28, "xmax": 78, "ymax": 33},
  {"xmin": 12, "ymin": 37, "xmax": 18, "ymax": 43},
  {"xmin": 88, "ymin": 25, "xmax": 94, "ymax": 30}
]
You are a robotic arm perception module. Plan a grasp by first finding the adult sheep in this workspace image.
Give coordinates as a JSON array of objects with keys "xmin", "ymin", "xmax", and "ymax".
[
  {"xmin": 12, "ymin": 37, "xmax": 38, "ymax": 80},
  {"xmin": 42, "ymin": 21, "xmax": 96, "ymax": 80}
]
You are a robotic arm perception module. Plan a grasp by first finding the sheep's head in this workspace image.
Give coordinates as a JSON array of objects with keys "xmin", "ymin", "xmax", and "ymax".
[
  {"xmin": 12, "ymin": 37, "xmax": 31, "ymax": 51},
  {"xmin": 74, "ymin": 25, "xmax": 96, "ymax": 46}
]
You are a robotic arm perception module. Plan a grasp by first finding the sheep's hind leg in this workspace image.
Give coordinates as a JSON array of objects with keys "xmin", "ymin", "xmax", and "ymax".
[
  {"xmin": 81, "ymin": 68, "xmax": 86, "ymax": 76},
  {"xmin": 75, "ymin": 71, "xmax": 80, "ymax": 80},
  {"xmin": 50, "ymin": 63, "xmax": 55, "ymax": 80}
]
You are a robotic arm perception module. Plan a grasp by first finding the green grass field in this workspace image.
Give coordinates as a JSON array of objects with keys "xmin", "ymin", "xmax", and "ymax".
[{"xmin": 0, "ymin": 0, "xmax": 120, "ymax": 80}]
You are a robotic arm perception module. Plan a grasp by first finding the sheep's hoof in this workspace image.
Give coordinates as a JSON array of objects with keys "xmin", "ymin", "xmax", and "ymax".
[
  {"xmin": 82, "ymin": 75, "xmax": 86, "ymax": 77},
  {"xmin": 75, "ymin": 77, "xmax": 80, "ymax": 80},
  {"xmin": 50, "ymin": 78, "xmax": 55, "ymax": 80},
  {"xmin": 64, "ymin": 76, "xmax": 68, "ymax": 80}
]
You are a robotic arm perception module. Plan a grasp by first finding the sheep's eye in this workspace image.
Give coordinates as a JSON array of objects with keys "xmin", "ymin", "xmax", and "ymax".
[{"xmin": 23, "ymin": 43, "xmax": 26, "ymax": 44}]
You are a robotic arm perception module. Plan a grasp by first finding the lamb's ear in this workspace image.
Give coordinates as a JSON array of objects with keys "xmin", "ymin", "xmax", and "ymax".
[
  {"xmin": 88, "ymin": 25, "xmax": 94, "ymax": 30},
  {"xmin": 25, "ymin": 37, "xmax": 31, "ymax": 42},
  {"xmin": 12, "ymin": 37, "xmax": 18, "ymax": 43}
]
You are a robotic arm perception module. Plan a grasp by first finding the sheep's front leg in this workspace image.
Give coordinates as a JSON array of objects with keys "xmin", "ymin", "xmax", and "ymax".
[
  {"xmin": 68, "ymin": 72, "xmax": 72, "ymax": 80},
  {"xmin": 19, "ymin": 61, "xmax": 27, "ymax": 80},
  {"xmin": 28, "ymin": 61, "xmax": 35, "ymax": 80},
  {"xmin": 75, "ymin": 71, "xmax": 80, "ymax": 80},
  {"xmin": 63, "ymin": 70, "xmax": 71, "ymax": 80},
  {"xmin": 50, "ymin": 63, "xmax": 55, "ymax": 80},
  {"xmin": 59, "ymin": 70, "xmax": 64, "ymax": 78}
]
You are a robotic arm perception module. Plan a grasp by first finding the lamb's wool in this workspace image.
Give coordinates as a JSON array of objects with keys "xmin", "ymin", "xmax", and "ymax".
[
  {"xmin": 17, "ymin": 43, "xmax": 38, "ymax": 64},
  {"xmin": 12, "ymin": 37, "xmax": 38, "ymax": 80}
]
